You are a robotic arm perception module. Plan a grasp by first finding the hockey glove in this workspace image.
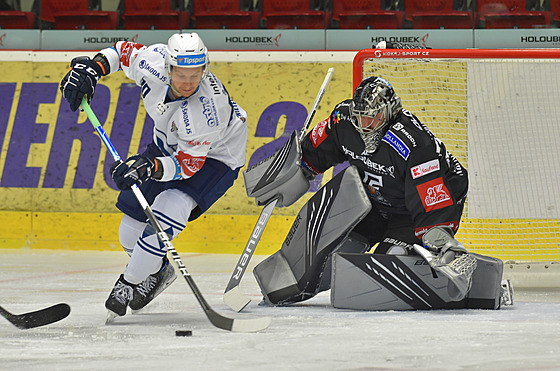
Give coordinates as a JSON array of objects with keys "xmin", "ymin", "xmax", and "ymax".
[
  {"xmin": 60, "ymin": 56, "xmax": 103, "ymax": 112},
  {"xmin": 110, "ymin": 155, "xmax": 162, "ymax": 190}
]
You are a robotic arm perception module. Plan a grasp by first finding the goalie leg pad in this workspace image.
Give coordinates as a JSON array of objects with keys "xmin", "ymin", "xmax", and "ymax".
[
  {"xmin": 466, "ymin": 253, "xmax": 505, "ymax": 309},
  {"xmin": 317, "ymin": 232, "xmax": 371, "ymax": 292},
  {"xmin": 253, "ymin": 165, "xmax": 372, "ymax": 305},
  {"xmin": 331, "ymin": 252, "xmax": 504, "ymax": 310}
]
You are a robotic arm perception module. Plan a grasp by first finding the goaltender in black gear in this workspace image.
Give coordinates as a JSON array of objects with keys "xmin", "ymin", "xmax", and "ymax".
[{"xmin": 250, "ymin": 75, "xmax": 509, "ymax": 310}]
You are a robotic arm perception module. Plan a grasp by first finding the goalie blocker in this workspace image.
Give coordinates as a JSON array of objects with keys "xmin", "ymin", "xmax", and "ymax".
[
  {"xmin": 244, "ymin": 130, "xmax": 310, "ymax": 208},
  {"xmin": 253, "ymin": 166, "xmax": 506, "ymax": 310}
]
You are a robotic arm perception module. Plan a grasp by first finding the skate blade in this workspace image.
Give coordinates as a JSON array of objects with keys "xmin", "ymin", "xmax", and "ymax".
[{"xmin": 105, "ymin": 310, "xmax": 119, "ymax": 324}]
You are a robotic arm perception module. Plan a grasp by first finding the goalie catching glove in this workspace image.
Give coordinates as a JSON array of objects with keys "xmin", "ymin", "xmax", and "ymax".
[
  {"xmin": 60, "ymin": 55, "xmax": 108, "ymax": 111},
  {"xmin": 413, "ymin": 226, "xmax": 477, "ymax": 302},
  {"xmin": 111, "ymin": 155, "xmax": 163, "ymax": 190}
]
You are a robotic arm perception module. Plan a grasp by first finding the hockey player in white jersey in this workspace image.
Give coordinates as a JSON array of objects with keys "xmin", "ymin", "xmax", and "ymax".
[{"xmin": 60, "ymin": 33, "xmax": 248, "ymax": 318}]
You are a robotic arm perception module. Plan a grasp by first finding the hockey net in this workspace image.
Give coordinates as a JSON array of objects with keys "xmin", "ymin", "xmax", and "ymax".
[{"xmin": 354, "ymin": 49, "xmax": 560, "ymax": 265}]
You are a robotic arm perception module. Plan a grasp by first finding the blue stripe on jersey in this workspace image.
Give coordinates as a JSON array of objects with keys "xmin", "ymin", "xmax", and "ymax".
[{"xmin": 154, "ymin": 128, "xmax": 172, "ymax": 156}]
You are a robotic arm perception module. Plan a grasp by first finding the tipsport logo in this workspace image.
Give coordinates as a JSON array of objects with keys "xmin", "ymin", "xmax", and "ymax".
[{"xmin": 176, "ymin": 54, "xmax": 206, "ymax": 66}]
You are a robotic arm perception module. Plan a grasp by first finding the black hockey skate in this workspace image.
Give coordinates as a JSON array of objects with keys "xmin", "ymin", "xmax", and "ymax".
[
  {"xmin": 129, "ymin": 257, "xmax": 177, "ymax": 311},
  {"xmin": 105, "ymin": 275, "xmax": 135, "ymax": 319}
]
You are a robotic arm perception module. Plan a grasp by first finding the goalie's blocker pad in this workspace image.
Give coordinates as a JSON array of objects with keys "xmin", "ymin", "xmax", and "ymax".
[
  {"xmin": 253, "ymin": 166, "xmax": 372, "ymax": 305},
  {"xmin": 244, "ymin": 130, "xmax": 309, "ymax": 208},
  {"xmin": 331, "ymin": 251, "xmax": 504, "ymax": 310}
]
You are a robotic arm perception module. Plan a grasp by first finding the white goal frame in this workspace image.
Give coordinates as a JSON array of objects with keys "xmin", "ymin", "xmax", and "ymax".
[{"xmin": 354, "ymin": 49, "xmax": 560, "ymax": 287}]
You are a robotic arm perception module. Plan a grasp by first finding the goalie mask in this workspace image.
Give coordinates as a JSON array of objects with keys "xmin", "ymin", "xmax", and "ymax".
[
  {"xmin": 165, "ymin": 32, "xmax": 209, "ymax": 81},
  {"xmin": 350, "ymin": 77, "xmax": 402, "ymax": 153}
]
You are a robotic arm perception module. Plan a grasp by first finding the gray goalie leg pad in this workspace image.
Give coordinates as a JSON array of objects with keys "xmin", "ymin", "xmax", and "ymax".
[
  {"xmin": 244, "ymin": 130, "xmax": 310, "ymax": 208},
  {"xmin": 331, "ymin": 252, "xmax": 504, "ymax": 310},
  {"xmin": 317, "ymin": 232, "xmax": 370, "ymax": 292},
  {"xmin": 253, "ymin": 166, "xmax": 372, "ymax": 305}
]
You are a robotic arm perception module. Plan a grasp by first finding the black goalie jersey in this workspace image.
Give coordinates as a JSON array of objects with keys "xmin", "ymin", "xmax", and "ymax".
[{"xmin": 301, "ymin": 99, "xmax": 468, "ymax": 239}]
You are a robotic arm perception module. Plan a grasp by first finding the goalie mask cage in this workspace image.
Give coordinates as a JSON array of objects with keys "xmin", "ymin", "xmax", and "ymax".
[{"xmin": 353, "ymin": 49, "xmax": 560, "ymax": 273}]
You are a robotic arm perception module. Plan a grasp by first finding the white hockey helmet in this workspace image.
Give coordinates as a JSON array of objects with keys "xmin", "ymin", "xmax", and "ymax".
[
  {"xmin": 350, "ymin": 76, "xmax": 402, "ymax": 153},
  {"xmin": 165, "ymin": 32, "xmax": 209, "ymax": 79}
]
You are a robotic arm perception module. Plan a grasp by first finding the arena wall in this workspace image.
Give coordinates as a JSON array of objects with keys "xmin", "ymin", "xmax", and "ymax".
[{"xmin": 0, "ymin": 51, "xmax": 355, "ymax": 255}]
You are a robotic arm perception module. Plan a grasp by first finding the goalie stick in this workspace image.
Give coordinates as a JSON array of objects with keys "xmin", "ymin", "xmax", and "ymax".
[
  {"xmin": 0, "ymin": 303, "xmax": 70, "ymax": 329},
  {"xmin": 223, "ymin": 67, "xmax": 335, "ymax": 312},
  {"xmin": 81, "ymin": 98, "xmax": 271, "ymax": 333}
]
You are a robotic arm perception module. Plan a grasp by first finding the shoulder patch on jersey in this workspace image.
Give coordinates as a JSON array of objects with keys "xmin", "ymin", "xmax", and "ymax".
[
  {"xmin": 382, "ymin": 130, "xmax": 410, "ymax": 160},
  {"xmin": 311, "ymin": 119, "xmax": 329, "ymax": 148},
  {"xmin": 391, "ymin": 122, "xmax": 417, "ymax": 147},
  {"xmin": 119, "ymin": 42, "xmax": 143, "ymax": 67},
  {"xmin": 332, "ymin": 110, "xmax": 341, "ymax": 124},
  {"xmin": 138, "ymin": 59, "xmax": 166, "ymax": 83}
]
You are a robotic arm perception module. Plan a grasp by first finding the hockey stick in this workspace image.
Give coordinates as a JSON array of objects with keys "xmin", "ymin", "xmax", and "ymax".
[
  {"xmin": 223, "ymin": 67, "xmax": 335, "ymax": 312},
  {"xmin": 81, "ymin": 98, "xmax": 271, "ymax": 333},
  {"xmin": 223, "ymin": 197, "xmax": 278, "ymax": 312},
  {"xmin": 0, "ymin": 303, "xmax": 70, "ymax": 329}
]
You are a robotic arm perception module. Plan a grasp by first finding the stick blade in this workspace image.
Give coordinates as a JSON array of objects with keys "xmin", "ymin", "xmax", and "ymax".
[
  {"xmin": 0, "ymin": 303, "xmax": 70, "ymax": 329},
  {"xmin": 206, "ymin": 308, "xmax": 271, "ymax": 333},
  {"xmin": 230, "ymin": 315, "xmax": 272, "ymax": 333},
  {"xmin": 223, "ymin": 286, "xmax": 251, "ymax": 312}
]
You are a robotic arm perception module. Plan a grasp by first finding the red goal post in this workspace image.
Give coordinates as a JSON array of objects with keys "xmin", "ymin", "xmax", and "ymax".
[
  {"xmin": 353, "ymin": 48, "xmax": 560, "ymax": 90},
  {"xmin": 353, "ymin": 48, "xmax": 560, "ymax": 273}
]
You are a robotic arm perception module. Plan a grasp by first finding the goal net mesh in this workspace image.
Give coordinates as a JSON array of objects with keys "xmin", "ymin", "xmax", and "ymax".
[{"xmin": 356, "ymin": 50, "xmax": 560, "ymax": 263}]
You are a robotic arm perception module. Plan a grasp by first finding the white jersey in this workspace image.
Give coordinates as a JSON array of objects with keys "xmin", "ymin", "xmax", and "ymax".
[{"xmin": 100, "ymin": 42, "xmax": 248, "ymax": 182}]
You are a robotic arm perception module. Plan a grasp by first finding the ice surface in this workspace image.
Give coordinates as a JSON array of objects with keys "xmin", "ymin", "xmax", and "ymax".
[{"xmin": 1, "ymin": 249, "xmax": 559, "ymax": 371}]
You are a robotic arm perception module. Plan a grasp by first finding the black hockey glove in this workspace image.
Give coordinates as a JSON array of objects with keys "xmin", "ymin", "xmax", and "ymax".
[
  {"xmin": 110, "ymin": 155, "xmax": 161, "ymax": 190},
  {"xmin": 60, "ymin": 56, "xmax": 103, "ymax": 111}
]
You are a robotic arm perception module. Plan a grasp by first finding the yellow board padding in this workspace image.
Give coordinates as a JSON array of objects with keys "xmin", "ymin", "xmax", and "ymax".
[
  {"xmin": 0, "ymin": 211, "xmax": 294, "ymax": 256},
  {"xmin": 1, "ymin": 211, "xmax": 558, "ymax": 262}
]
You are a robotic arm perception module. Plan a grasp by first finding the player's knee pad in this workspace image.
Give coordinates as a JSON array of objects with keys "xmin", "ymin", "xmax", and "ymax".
[
  {"xmin": 150, "ymin": 189, "xmax": 196, "ymax": 240},
  {"xmin": 253, "ymin": 165, "xmax": 372, "ymax": 305},
  {"xmin": 244, "ymin": 131, "xmax": 310, "ymax": 208},
  {"xmin": 119, "ymin": 214, "xmax": 147, "ymax": 256}
]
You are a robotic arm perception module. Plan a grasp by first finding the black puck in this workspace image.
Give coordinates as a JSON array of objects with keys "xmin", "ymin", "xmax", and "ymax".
[{"xmin": 175, "ymin": 330, "xmax": 192, "ymax": 337}]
